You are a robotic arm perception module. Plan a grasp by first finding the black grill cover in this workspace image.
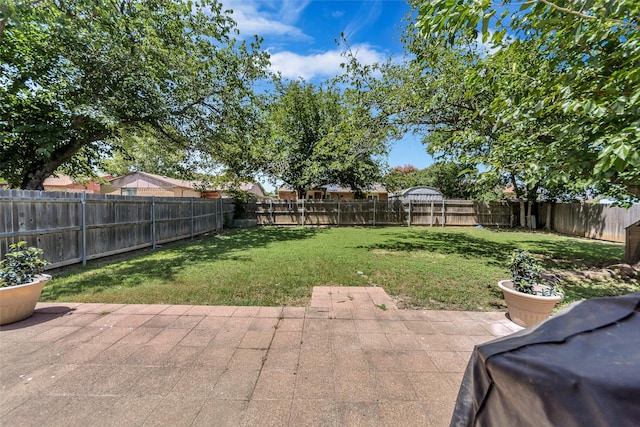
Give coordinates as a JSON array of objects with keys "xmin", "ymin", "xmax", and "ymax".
[{"xmin": 451, "ymin": 293, "xmax": 640, "ymax": 427}]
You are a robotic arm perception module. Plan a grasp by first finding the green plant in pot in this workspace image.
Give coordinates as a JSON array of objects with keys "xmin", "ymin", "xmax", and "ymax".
[
  {"xmin": 0, "ymin": 242, "xmax": 51, "ymax": 325},
  {"xmin": 508, "ymin": 250, "xmax": 562, "ymax": 297},
  {"xmin": 498, "ymin": 250, "xmax": 563, "ymax": 328}
]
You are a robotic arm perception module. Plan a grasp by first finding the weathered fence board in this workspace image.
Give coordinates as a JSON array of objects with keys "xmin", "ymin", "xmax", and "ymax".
[
  {"xmin": 245, "ymin": 199, "xmax": 512, "ymax": 228},
  {"xmin": 2, "ymin": 188, "xmax": 635, "ymax": 269},
  {"xmin": 0, "ymin": 190, "xmax": 231, "ymax": 269},
  {"xmin": 551, "ymin": 203, "xmax": 640, "ymax": 243}
]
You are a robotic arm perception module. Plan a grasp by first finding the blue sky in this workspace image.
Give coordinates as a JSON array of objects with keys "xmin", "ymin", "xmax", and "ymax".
[{"xmin": 222, "ymin": 0, "xmax": 436, "ymax": 178}]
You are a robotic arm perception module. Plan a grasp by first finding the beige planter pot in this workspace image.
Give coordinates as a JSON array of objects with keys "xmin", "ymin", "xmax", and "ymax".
[
  {"xmin": 498, "ymin": 279, "xmax": 562, "ymax": 328},
  {"xmin": 0, "ymin": 274, "xmax": 51, "ymax": 325}
]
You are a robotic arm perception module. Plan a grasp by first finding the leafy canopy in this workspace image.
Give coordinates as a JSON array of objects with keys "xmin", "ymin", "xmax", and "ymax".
[
  {"xmin": 0, "ymin": 0, "xmax": 269, "ymax": 189},
  {"xmin": 337, "ymin": 25, "xmax": 580, "ymax": 203},
  {"xmin": 414, "ymin": 0, "xmax": 640, "ymax": 200},
  {"xmin": 100, "ymin": 131, "xmax": 206, "ymax": 180},
  {"xmin": 257, "ymin": 78, "xmax": 389, "ymax": 198}
]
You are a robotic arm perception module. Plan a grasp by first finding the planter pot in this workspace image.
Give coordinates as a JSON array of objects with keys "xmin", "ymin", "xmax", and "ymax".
[
  {"xmin": 498, "ymin": 279, "xmax": 562, "ymax": 328},
  {"xmin": 0, "ymin": 274, "xmax": 51, "ymax": 325}
]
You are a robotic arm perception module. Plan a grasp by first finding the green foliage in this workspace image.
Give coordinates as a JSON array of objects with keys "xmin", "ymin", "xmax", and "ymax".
[
  {"xmin": 382, "ymin": 165, "xmax": 421, "ymax": 194},
  {"xmin": 227, "ymin": 189, "xmax": 257, "ymax": 204},
  {"xmin": 257, "ymin": 78, "xmax": 387, "ymax": 197},
  {"xmin": 0, "ymin": 241, "xmax": 49, "ymax": 288},
  {"xmin": 340, "ymin": 25, "xmax": 574, "ymax": 203},
  {"xmin": 0, "ymin": 0, "xmax": 269, "ymax": 189},
  {"xmin": 228, "ymin": 188, "xmax": 257, "ymax": 220},
  {"xmin": 404, "ymin": 26, "xmax": 589, "ymax": 202},
  {"xmin": 101, "ymin": 130, "xmax": 204, "ymax": 179},
  {"xmin": 507, "ymin": 250, "xmax": 561, "ymax": 297},
  {"xmin": 421, "ymin": 162, "xmax": 486, "ymax": 200},
  {"xmin": 414, "ymin": 0, "xmax": 640, "ymax": 202},
  {"xmin": 383, "ymin": 162, "xmax": 492, "ymax": 199}
]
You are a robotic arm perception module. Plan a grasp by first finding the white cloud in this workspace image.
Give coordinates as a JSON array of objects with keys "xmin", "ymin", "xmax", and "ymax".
[
  {"xmin": 343, "ymin": 0, "xmax": 382, "ymax": 41},
  {"xmin": 220, "ymin": 0, "xmax": 389, "ymax": 81},
  {"xmin": 223, "ymin": 0, "xmax": 312, "ymax": 41},
  {"xmin": 278, "ymin": 0, "xmax": 312, "ymax": 24},
  {"xmin": 269, "ymin": 44, "xmax": 386, "ymax": 80}
]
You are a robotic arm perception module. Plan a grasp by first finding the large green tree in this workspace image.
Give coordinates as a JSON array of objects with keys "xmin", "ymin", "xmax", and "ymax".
[
  {"xmin": 259, "ymin": 79, "xmax": 390, "ymax": 198},
  {"xmin": 341, "ymin": 20, "xmax": 591, "ymax": 225},
  {"xmin": 0, "ymin": 0, "xmax": 269, "ymax": 189},
  {"xmin": 415, "ymin": 0, "xmax": 640, "ymax": 199}
]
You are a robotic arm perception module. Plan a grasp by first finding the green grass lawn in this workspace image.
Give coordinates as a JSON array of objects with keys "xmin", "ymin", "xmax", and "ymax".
[{"xmin": 42, "ymin": 226, "xmax": 639, "ymax": 311}]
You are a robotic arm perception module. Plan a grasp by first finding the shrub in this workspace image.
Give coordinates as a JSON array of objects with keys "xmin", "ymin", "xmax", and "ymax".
[
  {"xmin": 0, "ymin": 242, "xmax": 49, "ymax": 288},
  {"xmin": 508, "ymin": 250, "xmax": 561, "ymax": 296}
]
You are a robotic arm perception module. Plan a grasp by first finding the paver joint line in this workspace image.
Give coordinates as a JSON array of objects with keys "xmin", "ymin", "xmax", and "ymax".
[{"xmin": 0, "ymin": 286, "xmax": 519, "ymax": 427}]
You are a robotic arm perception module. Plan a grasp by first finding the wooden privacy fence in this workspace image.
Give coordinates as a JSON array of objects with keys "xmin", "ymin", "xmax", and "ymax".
[
  {"xmin": 3, "ymin": 189, "xmax": 635, "ymax": 269},
  {"xmin": 550, "ymin": 202, "xmax": 640, "ymax": 243},
  {"xmin": 0, "ymin": 190, "xmax": 232, "ymax": 269},
  {"xmin": 243, "ymin": 199, "xmax": 513, "ymax": 227}
]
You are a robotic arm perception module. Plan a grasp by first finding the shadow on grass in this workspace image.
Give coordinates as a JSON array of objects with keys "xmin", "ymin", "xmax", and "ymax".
[
  {"xmin": 43, "ymin": 227, "xmax": 323, "ymax": 301},
  {"xmin": 364, "ymin": 229, "xmax": 513, "ymax": 267},
  {"xmin": 558, "ymin": 276, "xmax": 640, "ymax": 309},
  {"xmin": 365, "ymin": 229, "xmax": 625, "ymax": 270},
  {"xmin": 519, "ymin": 239, "xmax": 623, "ymax": 270}
]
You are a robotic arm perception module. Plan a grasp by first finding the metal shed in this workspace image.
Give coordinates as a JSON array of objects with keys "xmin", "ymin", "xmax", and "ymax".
[{"xmin": 391, "ymin": 186, "xmax": 444, "ymax": 202}]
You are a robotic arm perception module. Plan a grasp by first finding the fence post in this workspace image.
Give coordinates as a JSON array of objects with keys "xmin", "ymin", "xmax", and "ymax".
[
  {"xmin": 373, "ymin": 199, "xmax": 376, "ymax": 226},
  {"xmin": 220, "ymin": 198, "xmax": 224, "ymax": 230},
  {"xmin": 81, "ymin": 191, "xmax": 87, "ymax": 266},
  {"xmin": 337, "ymin": 200, "xmax": 341, "ymax": 226},
  {"xmin": 212, "ymin": 199, "xmax": 216, "ymax": 231},
  {"xmin": 408, "ymin": 200, "xmax": 412, "ymax": 227},
  {"xmin": 269, "ymin": 199, "xmax": 274, "ymax": 224},
  {"xmin": 430, "ymin": 201, "xmax": 434, "ymax": 226},
  {"xmin": 190, "ymin": 198, "xmax": 194, "ymax": 239},
  {"xmin": 442, "ymin": 200, "xmax": 445, "ymax": 227},
  {"xmin": 301, "ymin": 198, "xmax": 305, "ymax": 226},
  {"xmin": 151, "ymin": 197, "xmax": 157, "ymax": 249}
]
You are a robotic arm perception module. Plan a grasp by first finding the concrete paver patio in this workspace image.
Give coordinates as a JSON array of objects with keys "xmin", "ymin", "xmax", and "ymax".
[{"xmin": 0, "ymin": 286, "xmax": 522, "ymax": 426}]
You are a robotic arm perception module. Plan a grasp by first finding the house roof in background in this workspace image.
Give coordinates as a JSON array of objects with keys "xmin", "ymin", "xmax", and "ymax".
[
  {"xmin": 278, "ymin": 184, "xmax": 388, "ymax": 193},
  {"xmin": 44, "ymin": 174, "xmax": 111, "ymax": 187},
  {"xmin": 108, "ymin": 171, "xmax": 197, "ymax": 189},
  {"xmin": 108, "ymin": 171, "xmax": 264, "ymax": 196},
  {"xmin": 43, "ymin": 175, "xmax": 75, "ymax": 186}
]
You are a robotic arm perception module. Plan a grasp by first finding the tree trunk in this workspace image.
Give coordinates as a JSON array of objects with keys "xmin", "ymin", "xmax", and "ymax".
[
  {"xmin": 16, "ymin": 117, "xmax": 108, "ymax": 190},
  {"xmin": 296, "ymin": 188, "xmax": 306, "ymax": 200},
  {"xmin": 545, "ymin": 203, "xmax": 552, "ymax": 231},
  {"xmin": 519, "ymin": 198, "xmax": 526, "ymax": 228},
  {"xmin": 527, "ymin": 200, "xmax": 534, "ymax": 229},
  {"xmin": 18, "ymin": 134, "xmax": 90, "ymax": 190},
  {"xmin": 21, "ymin": 169, "xmax": 51, "ymax": 191}
]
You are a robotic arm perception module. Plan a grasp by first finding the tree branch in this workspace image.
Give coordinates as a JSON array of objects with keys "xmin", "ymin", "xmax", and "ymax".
[
  {"xmin": 170, "ymin": 93, "xmax": 223, "ymax": 116},
  {"xmin": 535, "ymin": 0, "xmax": 640, "ymax": 31}
]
